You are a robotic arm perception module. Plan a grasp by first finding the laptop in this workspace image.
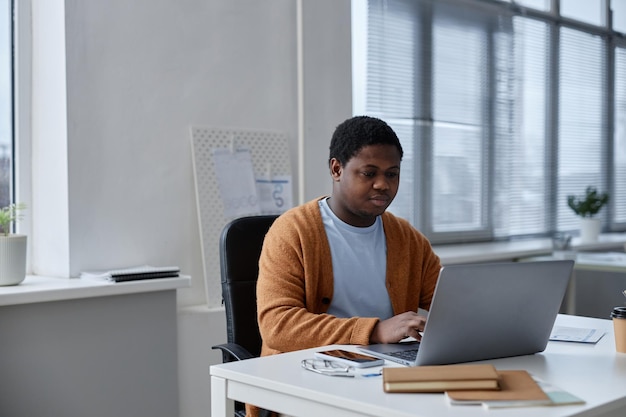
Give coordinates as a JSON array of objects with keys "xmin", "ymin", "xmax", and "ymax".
[{"xmin": 358, "ymin": 260, "xmax": 574, "ymax": 366}]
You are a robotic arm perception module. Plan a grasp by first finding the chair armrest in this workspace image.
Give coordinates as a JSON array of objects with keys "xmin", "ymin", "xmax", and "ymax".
[{"xmin": 212, "ymin": 343, "xmax": 256, "ymax": 362}]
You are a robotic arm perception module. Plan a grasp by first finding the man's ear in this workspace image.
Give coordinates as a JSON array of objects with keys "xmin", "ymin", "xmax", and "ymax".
[{"xmin": 329, "ymin": 158, "xmax": 342, "ymax": 180}]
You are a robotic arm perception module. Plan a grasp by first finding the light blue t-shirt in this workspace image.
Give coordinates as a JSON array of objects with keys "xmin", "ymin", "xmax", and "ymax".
[{"xmin": 319, "ymin": 198, "xmax": 394, "ymax": 320}]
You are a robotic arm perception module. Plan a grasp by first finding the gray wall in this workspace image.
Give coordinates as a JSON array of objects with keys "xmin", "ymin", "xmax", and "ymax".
[{"xmin": 0, "ymin": 291, "xmax": 179, "ymax": 417}]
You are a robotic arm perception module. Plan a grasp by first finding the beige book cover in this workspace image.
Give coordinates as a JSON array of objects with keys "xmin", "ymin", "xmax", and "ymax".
[
  {"xmin": 383, "ymin": 364, "xmax": 500, "ymax": 393},
  {"xmin": 445, "ymin": 370, "xmax": 549, "ymax": 403}
]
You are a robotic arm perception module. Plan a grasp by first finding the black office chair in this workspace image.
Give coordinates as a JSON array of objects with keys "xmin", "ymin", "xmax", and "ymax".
[{"xmin": 212, "ymin": 215, "xmax": 278, "ymax": 417}]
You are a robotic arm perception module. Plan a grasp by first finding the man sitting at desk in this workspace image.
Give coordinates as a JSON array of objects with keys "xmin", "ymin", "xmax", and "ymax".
[{"xmin": 254, "ymin": 116, "xmax": 441, "ymax": 415}]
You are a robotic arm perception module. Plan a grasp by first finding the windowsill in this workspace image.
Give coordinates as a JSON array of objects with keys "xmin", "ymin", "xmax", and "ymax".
[
  {"xmin": 1, "ymin": 233, "xmax": 625, "ymax": 308},
  {"xmin": 433, "ymin": 232, "xmax": 626, "ymax": 265},
  {"xmin": 0, "ymin": 275, "xmax": 191, "ymax": 307}
]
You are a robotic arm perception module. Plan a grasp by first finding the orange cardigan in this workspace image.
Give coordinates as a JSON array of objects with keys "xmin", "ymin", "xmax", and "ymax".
[{"xmin": 257, "ymin": 197, "xmax": 441, "ymax": 356}]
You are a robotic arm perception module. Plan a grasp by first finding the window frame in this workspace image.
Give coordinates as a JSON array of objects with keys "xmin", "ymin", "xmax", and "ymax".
[
  {"xmin": 13, "ymin": 0, "xmax": 32, "ymax": 239},
  {"xmin": 1, "ymin": 0, "xmax": 13, "ymax": 212}
]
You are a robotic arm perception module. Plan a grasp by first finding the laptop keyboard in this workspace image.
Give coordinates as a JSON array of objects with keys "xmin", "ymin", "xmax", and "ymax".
[{"xmin": 387, "ymin": 348, "xmax": 419, "ymax": 361}]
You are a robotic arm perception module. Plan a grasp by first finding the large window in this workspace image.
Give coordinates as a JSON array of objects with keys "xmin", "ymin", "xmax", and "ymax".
[
  {"xmin": 353, "ymin": 0, "xmax": 626, "ymax": 243},
  {"xmin": 0, "ymin": 0, "xmax": 13, "ymax": 211}
]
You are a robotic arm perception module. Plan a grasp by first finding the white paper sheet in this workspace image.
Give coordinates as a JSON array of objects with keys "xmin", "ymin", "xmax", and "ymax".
[
  {"xmin": 549, "ymin": 326, "xmax": 605, "ymax": 343},
  {"xmin": 256, "ymin": 175, "xmax": 292, "ymax": 214},
  {"xmin": 211, "ymin": 148, "xmax": 260, "ymax": 218}
]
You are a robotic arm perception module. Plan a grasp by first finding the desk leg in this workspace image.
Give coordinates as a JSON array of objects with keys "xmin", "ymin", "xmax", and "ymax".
[{"xmin": 211, "ymin": 375, "xmax": 234, "ymax": 417}]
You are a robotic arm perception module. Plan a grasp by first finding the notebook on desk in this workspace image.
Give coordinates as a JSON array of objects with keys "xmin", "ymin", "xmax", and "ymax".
[{"xmin": 358, "ymin": 260, "xmax": 574, "ymax": 366}]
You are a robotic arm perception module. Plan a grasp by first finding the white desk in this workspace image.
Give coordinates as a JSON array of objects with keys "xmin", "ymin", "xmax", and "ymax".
[
  {"xmin": 521, "ymin": 253, "xmax": 626, "ymax": 318},
  {"xmin": 211, "ymin": 315, "xmax": 626, "ymax": 417},
  {"xmin": 573, "ymin": 252, "xmax": 626, "ymax": 272}
]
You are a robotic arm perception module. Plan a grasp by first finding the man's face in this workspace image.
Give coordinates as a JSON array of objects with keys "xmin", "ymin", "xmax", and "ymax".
[{"xmin": 329, "ymin": 144, "xmax": 401, "ymax": 227}]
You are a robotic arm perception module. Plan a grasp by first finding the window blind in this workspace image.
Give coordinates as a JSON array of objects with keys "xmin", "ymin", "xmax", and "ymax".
[
  {"xmin": 363, "ymin": 0, "xmax": 421, "ymax": 226},
  {"xmin": 494, "ymin": 17, "xmax": 549, "ymax": 237},
  {"xmin": 614, "ymin": 45, "xmax": 626, "ymax": 224},
  {"xmin": 557, "ymin": 28, "xmax": 606, "ymax": 231},
  {"xmin": 355, "ymin": 0, "xmax": 624, "ymax": 243},
  {"xmin": 430, "ymin": 3, "xmax": 492, "ymax": 235}
]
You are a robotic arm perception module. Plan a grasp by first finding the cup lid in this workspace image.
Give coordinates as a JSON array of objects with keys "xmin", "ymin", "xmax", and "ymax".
[{"xmin": 611, "ymin": 306, "xmax": 626, "ymax": 318}]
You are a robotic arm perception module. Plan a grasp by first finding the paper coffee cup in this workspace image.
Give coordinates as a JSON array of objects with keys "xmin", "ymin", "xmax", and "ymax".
[{"xmin": 611, "ymin": 307, "xmax": 626, "ymax": 353}]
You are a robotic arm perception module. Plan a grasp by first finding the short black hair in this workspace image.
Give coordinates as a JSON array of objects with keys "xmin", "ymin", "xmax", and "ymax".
[{"xmin": 329, "ymin": 116, "xmax": 403, "ymax": 166}]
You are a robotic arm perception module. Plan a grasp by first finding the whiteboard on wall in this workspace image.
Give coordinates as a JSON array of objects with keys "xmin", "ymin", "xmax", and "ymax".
[{"xmin": 190, "ymin": 126, "xmax": 292, "ymax": 308}]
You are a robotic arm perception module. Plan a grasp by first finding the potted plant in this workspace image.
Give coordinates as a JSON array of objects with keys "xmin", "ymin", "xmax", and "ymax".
[
  {"xmin": 567, "ymin": 186, "xmax": 609, "ymax": 243},
  {"xmin": 0, "ymin": 202, "xmax": 27, "ymax": 286}
]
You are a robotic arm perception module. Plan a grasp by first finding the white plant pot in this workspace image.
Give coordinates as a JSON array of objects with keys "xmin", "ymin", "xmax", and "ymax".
[
  {"xmin": 0, "ymin": 234, "xmax": 27, "ymax": 286},
  {"xmin": 579, "ymin": 218, "xmax": 601, "ymax": 243}
]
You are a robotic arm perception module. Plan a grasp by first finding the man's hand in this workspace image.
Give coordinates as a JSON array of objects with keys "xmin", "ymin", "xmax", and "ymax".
[{"xmin": 370, "ymin": 311, "xmax": 426, "ymax": 344}]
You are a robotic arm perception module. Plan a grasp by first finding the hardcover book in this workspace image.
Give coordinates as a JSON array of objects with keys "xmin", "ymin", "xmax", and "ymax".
[
  {"xmin": 445, "ymin": 370, "xmax": 550, "ymax": 406},
  {"xmin": 383, "ymin": 364, "xmax": 500, "ymax": 393}
]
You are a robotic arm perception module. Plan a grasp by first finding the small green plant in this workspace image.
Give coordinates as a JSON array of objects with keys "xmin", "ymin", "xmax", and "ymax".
[
  {"xmin": 0, "ymin": 203, "xmax": 26, "ymax": 236},
  {"xmin": 567, "ymin": 186, "xmax": 609, "ymax": 218}
]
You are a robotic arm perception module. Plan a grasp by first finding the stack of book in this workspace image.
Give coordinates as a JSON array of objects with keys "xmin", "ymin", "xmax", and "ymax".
[
  {"xmin": 80, "ymin": 265, "xmax": 180, "ymax": 282},
  {"xmin": 382, "ymin": 364, "xmax": 585, "ymax": 409}
]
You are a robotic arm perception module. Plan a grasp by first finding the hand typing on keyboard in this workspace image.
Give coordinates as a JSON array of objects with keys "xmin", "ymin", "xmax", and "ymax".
[{"xmin": 370, "ymin": 311, "xmax": 427, "ymax": 344}]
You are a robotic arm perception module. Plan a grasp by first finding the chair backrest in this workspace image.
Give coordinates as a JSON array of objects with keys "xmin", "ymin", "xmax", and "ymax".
[{"xmin": 219, "ymin": 215, "xmax": 279, "ymax": 360}]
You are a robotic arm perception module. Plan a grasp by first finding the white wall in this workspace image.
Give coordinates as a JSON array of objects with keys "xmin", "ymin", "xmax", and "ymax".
[
  {"xmin": 33, "ymin": 0, "xmax": 351, "ymax": 307},
  {"xmin": 30, "ymin": 0, "xmax": 352, "ymax": 416},
  {"xmin": 63, "ymin": 0, "xmax": 301, "ymax": 307}
]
